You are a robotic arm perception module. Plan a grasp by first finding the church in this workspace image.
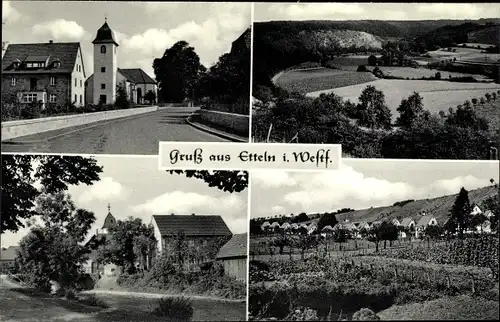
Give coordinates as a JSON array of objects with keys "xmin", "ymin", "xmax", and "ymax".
[{"xmin": 84, "ymin": 20, "xmax": 158, "ymax": 106}]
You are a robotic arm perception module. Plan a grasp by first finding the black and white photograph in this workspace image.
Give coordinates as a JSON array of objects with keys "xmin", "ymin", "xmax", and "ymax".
[
  {"xmin": 251, "ymin": 3, "xmax": 500, "ymax": 160},
  {"xmin": 1, "ymin": 1, "xmax": 251, "ymax": 155},
  {"xmin": 249, "ymin": 159, "xmax": 499, "ymax": 320},
  {"xmin": 1, "ymin": 154, "xmax": 248, "ymax": 321}
]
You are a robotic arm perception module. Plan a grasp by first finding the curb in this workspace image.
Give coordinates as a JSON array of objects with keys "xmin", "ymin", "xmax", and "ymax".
[
  {"xmin": 2, "ymin": 109, "xmax": 162, "ymax": 144},
  {"xmin": 186, "ymin": 112, "xmax": 248, "ymax": 143}
]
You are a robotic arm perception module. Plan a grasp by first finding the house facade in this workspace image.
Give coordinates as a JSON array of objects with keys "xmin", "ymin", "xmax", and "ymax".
[
  {"xmin": 415, "ymin": 214, "xmax": 438, "ymax": 238},
  {"xmin": 84, "ymin": 21, "xmax": 158, "ymax": 105},
  {"xmin": 83, "ymin": 205, "xmax": 120, "ymax": 276},
  {"xmin": 2, "ymin": 41, "xmax": 86, "ymax": 109},
  {"xmin": 151, "ymin": 214, "xmax": 232, "ymax": 270},
  {"xmin": 0, "ymin": 246, "xmax": 20, "ymax": 274},
  {"xmin": 216, "ymin": 233, "xmax": 247, "ymax": 282}
]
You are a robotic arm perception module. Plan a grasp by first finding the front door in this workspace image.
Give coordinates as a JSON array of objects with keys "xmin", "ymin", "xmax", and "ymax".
[
  {"xmin": 137, "ymin": 87, "xmax": 142, "ymax": 104},
  {"xmin": 99, "ymin": 95, "xmax": 107, "ymax": 105},
  {"xmin": 30, "ymin": 78, "xmax": 37, "ymax": 91}
]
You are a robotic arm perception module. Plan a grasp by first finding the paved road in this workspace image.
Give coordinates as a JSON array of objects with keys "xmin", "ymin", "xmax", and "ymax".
[{"xmin": 1, "ymin": 107, "xmax": 227, "ymax": 155}]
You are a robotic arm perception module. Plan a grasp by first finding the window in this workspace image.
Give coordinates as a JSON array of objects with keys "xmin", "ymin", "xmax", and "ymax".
[
  {"xmin": 80, "ymin": 79, "xmax": 82, "ymax": 87},
  {"xmin": 49, "ymin": 94, "xmax": 56, "ymax": 103},
  {"xmin": 80, "ymin": 95, "xmax": 82, "ymax": 104},
  {"xmin": 74, "ymin": 78, "xmax": 77, "ymax": 87},
  {"xmin": 99, "ymin": 95, "xmax": 107, "ymax": 104},
  {"xmin": 22, "ymin": 93, "xmax": 37, "ymax": 103},
  {"xmin": 50, "ymin": 76, "xmax": 55, "ymax": 85},
  {"xmin": 101, "ymin": 67, "xmax": 106, "ymax": 73},
  {"xmin": 101, "ymin": 83, "xmax": 106, "ymax": 89},
  {"xmin": 40, "ymin": 62, "xmax": 45, "ymax": 68},
  {"xmin": 11, "ymin": 77, "xmax": 16, "ymax": 86},
  {"xmin": 100, "ymin": 45, "xmax": 106, "ymax": 54},
  {"xmin": 74, "ymin": 94, "xmax": 77, "ymax": 102},
  {"xmin": 30, "ymin": 78, "xmax": 37, "ymax": 90},
  {"xmin": 33, "ymin": 62, "xmax": 39, "ymax": 68},
  {"xmin": 188, "ymin": 240, "xmax": 195, "ymax": 247},
  {"xmin": 26, "ymin": 63, "xmax": 33, "ymax": 68}
]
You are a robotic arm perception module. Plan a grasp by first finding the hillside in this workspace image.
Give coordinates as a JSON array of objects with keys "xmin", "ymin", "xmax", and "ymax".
[
  {"xmin": 304, "ymin": 185, "xmax": 498, "ymax": 226},
  {"xmin": 468, "ymin": 25, "xmax": 500, "ymax": 45}
]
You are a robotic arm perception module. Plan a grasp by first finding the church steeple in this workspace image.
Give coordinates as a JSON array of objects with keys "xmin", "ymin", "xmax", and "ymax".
[
  {"xmin": 92, "ymin": 19, "xmax": 119, "ymax": 46},
  {"xmin": 102, "ymin": 203, "xmax": 116, "ymax": 232}
]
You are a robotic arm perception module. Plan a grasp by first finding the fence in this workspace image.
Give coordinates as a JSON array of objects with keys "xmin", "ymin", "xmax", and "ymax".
[{"xmin": 201, "ymin": 101, "xmax": 249, "ymax": 116}]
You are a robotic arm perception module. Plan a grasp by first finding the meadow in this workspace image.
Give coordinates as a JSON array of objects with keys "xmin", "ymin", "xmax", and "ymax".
[
  {"xmin": 306, "ymin": 79, "xmax": 500, "ymax": 121},
  {"xmin": 378, "ymin": 66, "xmax": 491, "ymax": 80}
]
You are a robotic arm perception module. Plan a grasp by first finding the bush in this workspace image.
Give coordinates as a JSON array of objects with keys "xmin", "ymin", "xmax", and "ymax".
[
  {"xmin": 357, "ymin": 65, "xmax": 368, "ymax": 72},
  {"xmin": 20, "ymin": 101, "xmax": 43, "ymax": 119},
  {"xmin": 435, "ymin": 72, "xmax": 442, "ymax": 80},
  {"xmin": 64, "ymin": 288, "xmax": 76, "ymax": 300},
  {"xmin": 151, "ymin": 297, "xmax": 194, "ymax": 321},
  {"xmin": 352, "ymin": 308, "xmax": 380, "ymax": 321},
  {"xmin": 81, "ymin": 294, "xmax": 108, "ymax": 308},
  {"xmin": 287, "ymin": 307, "xmax": 319, "ymax": 321}
]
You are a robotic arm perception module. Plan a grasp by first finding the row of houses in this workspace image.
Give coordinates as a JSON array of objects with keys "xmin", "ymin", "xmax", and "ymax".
[
  {"xmin": 1, "ymin": 205, "xmax": 247, "ymax": 283},
  {"xmin": 261, "ymin": 204, "xmax": 494, "ymax": 239}
]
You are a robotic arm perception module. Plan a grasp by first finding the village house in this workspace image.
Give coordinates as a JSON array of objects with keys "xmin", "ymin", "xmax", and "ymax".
[
  {"xmin": 2, "ymin": 41, "xmax": 86, "ymax": 109},
  {"xmin": 357, "ymin": 221, "xmax": 371, "ymax": 232},
  {"xmin": 400, "ymin": 217, "xmax": 416, "ymax": 238},
  {"xmin": 216, "ymin": 233, "xmax": 247, "ymax": 283},
  {"xmin": 83, "ymin": 204, "xmax": 120, "ymax": 276},
  {"xmin": 261, "ymin": 221, "xmax": 270, "ymax": 231},
  {"xmin": 415, "ymin": 214, "xmax": 438, "ymax": 238},
  {"xmin": 270, "ymin": 222, "xmax": 280, "ymax": 232},
  {"xmin": 151, "ymin": 213, "xmax": 232, "ymax": 270},
  {"xmin": 0, "ymin": 246, "xmax": 20, "ymax": 274},
  {"xmin": 84, "ymin": 20, "xmax": 157, "ymax": 105},
  {"xmin": 307, "ymin": 223, "xmax": 318, "ymax": 235}
]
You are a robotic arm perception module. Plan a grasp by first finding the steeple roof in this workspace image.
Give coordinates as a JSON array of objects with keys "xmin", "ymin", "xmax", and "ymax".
[
  {"xmin": 102, "ymin": 203, "xmax": 116, "ymax": 229},
  {"xmin": 92, "ymin": 21, "xmax": 119, "ymax": 46}
]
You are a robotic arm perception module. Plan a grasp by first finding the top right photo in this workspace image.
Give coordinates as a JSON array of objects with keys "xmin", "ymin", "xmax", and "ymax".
[{"xmin": 251, "ymin": 3, "xmax": 500, "ymax": 160}]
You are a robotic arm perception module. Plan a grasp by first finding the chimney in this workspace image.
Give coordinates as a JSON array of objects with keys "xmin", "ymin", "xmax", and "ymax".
[
  {"xmin": 192, "ymin": 213, "xmax": 195, "ymax": 216},
  {"xmin": 49, "ymin": 40, "xmax": 53, "ymax": 44}
]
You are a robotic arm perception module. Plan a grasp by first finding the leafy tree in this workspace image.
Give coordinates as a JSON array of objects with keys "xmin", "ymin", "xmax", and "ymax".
[
  {"xmin": 270, "ymin": 234, "xmax": 291, "ymax": 255},
  {"xmin": 292, "ymin": 235, "xmax": 319, "ymax": 259},
  {"xmin": 97, "ymin": 217, "xmax": 153, "ymax": 274},
  {"xmin": 1, "ymin": 155, "xmax": 102, "ymax": 233},
  {"xmin": 469, "ymin": 214, "xmax": 488, "ymax": 233},
  {"xmin": 144, "ymin": 90, "xmax": 156, "ymax": 105},
  {"xmin": 396, "ymin": 92, "xmax": 427, "ymax": 128},
  {"xmin": 485, "ymin": 93, "xmax": 492, "ymax": 102},
  {"xmin": 471, "ymin": 98, "xmax": 478, "ymax": 106},
  {"xmin": 115, "ymin": 84, "xmax": 131, "ymax": 109},
  {"xmin": 367, "ymin": 55, "xmax": 378, "ymax": 66},
  {"xmin": 448, "ymin": 187, "xmax": 472, "ymax": 237},
  {"xmin": 293, "ymin": 212, "xmax": 309, "ymax": 223},
  {"xmin": 445, "ymin": 102, "xmax": 489, "ymax": 131},
  {"xmin": 17, "ymin": 192, "xmax": 95, "ymax": 291},
  {"xmin": 492, "ymin": 92, "xmax": 497, "ymax": 101},
  {"xmin": 435, "ymin": 71, "xmax": 442, "ymax": 80},
  {"xmin": 357, "ymin": 85, "xmax": 392, "ymax": 130},
  {"xmin": 482, "ymin": 196, "xmax": 499, "ymax": 233},
  {"xmin": 364, "ymin": 224, "xmax": 383, "ymax": 252},
  {"xmin": 133, "ymin": 225, "xmax": 157, "ymax": 271},
  {"xmin": 480, "ymin": 97, "xmax": 486, "ymax": 105},
  {"xmin": 357, "ymin": 65, "xmax": 368, "ymax": 72},
  {"xmin": 153, "ymin": 41, "xmax": 205, "ymax": 103},
  {"xmin": 332, "ymin": 227, "xmax": 351, "ymax": 251},
  {"xmin": 379, "ymin": 221, "xmax": 399, "ymax": 248},
  {"xmin": 167, "ymin": 170, "xmax": 248, "ymax": 193},
  {"xmin": 424, "ymin": 224, "xmax": 443, "ymax": 239},
  {"xmin": 317, "ymin": 213, "xmax": 338, "ymax": 232}
]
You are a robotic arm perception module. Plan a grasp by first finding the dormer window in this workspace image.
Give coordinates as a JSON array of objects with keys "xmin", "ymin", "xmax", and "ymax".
[
  {"xmin": 53, "ymin": 60, "xmax": 61, "ymax": 68},
  {"xmin": 12, "ymin": 60, "xmax": 21, "ymax": 68},
  {"xmin": 101, "ymin": 45, "xmax": 106, "ymax": 54}
]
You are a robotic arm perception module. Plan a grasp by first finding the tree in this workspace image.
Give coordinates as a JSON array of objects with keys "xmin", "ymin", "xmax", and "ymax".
[
  {"xmin": 167, "ymin": 170, "xmax": 248, "ymax": 193},
  {"xmin": 1, "ymin": 155, "xmax": 102, "ymax": 233},
  {"xmin": 492, "ymin": 92, "xmax": 497, "ymax": 101},
  {"xmin": 317, "ymin": 212, "xmax": 338, "ymax": 232},
  {"xmin": 357, "ymin": 65, "xmax": 368, "ymax": 72},
  {"xmin": 367, "ymin": 55, "xmax": 377, "ymax": 66},
  {"xmin": 364, "ymin": 224, "xmax": 383, "ymax": 252},
  {"xmin": 17, "ymin": 192, "xmax": 95, "ymax": 291},
  {"xmin": 270, "ymin": 234, "xmax": 291, "ymax": 255},
  {"xmin": 292, "ymin": 235, "xmax": 319, "ymax": 260},
  {"xmin": 97, "ymin": 217, "xmax": 153, "ymax": 274},
  {"xmin": 332, "ymin": 227, "xmax": 351, "ymax": 251},
  {"xmin": 153, "ymin": 41, "xmax": 205, "ymax": 103},
  {"xmin": 482, "ymin": 196, "xmax": 499, "ymax": 233},
  {"xmin": 448, "ymin": 187, "xmax": 472, "ymax": 237},
  {"xmin": 480, "ymin": 97, "xmax": 486, "ymax": 105},
  {"xmin": 485, "ymin": 93, "xmax": 492, "ymax": 102},
  {"xmin": 293, "ymin": 212, "xmax": 309, "ymax": 223},
  {"xmin": 357, "ymin": 85, "xmax": 392, "ymax": 130},
  {"xmin": 471, "ymin": 98, "xmax": 478, "ymax": 106},
  {"xmin": 144, "ymin": 90, "xmax": 156, "ymax": 105},
  {"xmin": 115, "ymin": 84, "xmax": 131, "ymax": 109},
  {"xmin": 379, "ymin": 221, "xmax": 399, "ymax": 248},
  {"xmin": 435, "ymin": 72, "xmax": 442, "ymax": 80},
  {"xmin": 396, "ymin": 92, "xmax": 426, "ymax": 128},
  {"xmin": 133, "ymin": 225, "xmax": 157, "ymax": 271},
  {"xmin": 424, "ymin": 225, "xmax": 443, "ymax": 240}
]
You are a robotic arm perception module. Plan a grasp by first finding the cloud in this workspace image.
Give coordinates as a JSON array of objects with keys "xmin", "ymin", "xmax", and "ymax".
[
  {"xmin": 78, "ymin": 177, "xmax": 128, "ymax": 204},
  {"xmin": 252, "ymin": 170, "xmax": 297, "ymax": 188},
  {"xmin": 132, "ymin": 190, "xmax": 245, "ymax": 215},
  {"xmin": 271, "ymin": 205, "xmax": 286, "ymax": 215},
  {"xmin": 32, "ymin": 19, "xmax": 90, "ymax": 40},
  {"xmin": 416, "ymin": 4, "xmax": 489, "ymax": 20},
  {"xmin": 2, "ymin": 1, "xmax": 22, "ymax": 22}
]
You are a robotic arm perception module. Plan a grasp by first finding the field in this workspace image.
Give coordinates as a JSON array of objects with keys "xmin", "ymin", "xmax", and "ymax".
[
  {"xmin": 378, "ymin": 66, "xmax": 491, "ymax": 80},
  {"xmin": 306, "ymin": 79, "xmax": 500, "ymax": 121},
  {"xmin": 274, "ymin": 68, "xmax": 377, "ymax": 94}
]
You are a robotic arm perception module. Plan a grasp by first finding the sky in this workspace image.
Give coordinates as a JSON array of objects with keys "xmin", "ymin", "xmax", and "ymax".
[
  {"xmin": 1, "ymin": 155, "xmax": 248, "ymax": 248},
  {"xmin": 255, "ymin": 3, "xmax": 500, "ymax": 22},
  {"xmin": 251, "ymin": 159, "xmax": 500, "ymax": 219},
  {"xmin": 2, "ymin": 1, "xmax": 251, "ymax": 77}
]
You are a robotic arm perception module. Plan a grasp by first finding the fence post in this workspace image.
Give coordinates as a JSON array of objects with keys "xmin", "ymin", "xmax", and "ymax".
[
  {"xmin": 394, "ymin": 267, "xmax": 398, "ymax": 280},
  {"xmin": 410, "ymin": 269, "xmax": 414, "ymax": 281},
  {"xmin": 471, "ymin": 276, "xmax": 476, "ymax": 294}
]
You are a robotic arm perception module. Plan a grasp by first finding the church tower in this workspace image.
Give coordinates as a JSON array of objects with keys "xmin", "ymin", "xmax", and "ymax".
[
  {"xmin": 92, "ymin": 19, "xmax": 119, "ymax": 105},
  {"xmin": 101, "ymin": 203, "xmax": 116, "ymax": 234}
]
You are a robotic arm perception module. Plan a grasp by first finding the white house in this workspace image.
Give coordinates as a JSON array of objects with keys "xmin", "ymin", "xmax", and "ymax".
[
  {"xmin": 470, "ymin": 204, "xmax": 483, "ymax": 216},
  {"xmin": 85, "ymin": 20, "xmax": 157, "ymax": 105},
  {"xmin": 261, "ymin": 221, "xmax": 270, "ymax": 231},
  {"xmin": 400, "ymin": 217, "xmax": 416, "ymax": 238},
  {"xmin": 270, "ymin": 222, "xmax": 280, "ymax": 231},
  {"xmin": 307, "ymin": 223, "xmax": 317, "ymax": 235},
  {"xmin": 415, "ymin": 215, "xmax": 438, "ymax": 238}
]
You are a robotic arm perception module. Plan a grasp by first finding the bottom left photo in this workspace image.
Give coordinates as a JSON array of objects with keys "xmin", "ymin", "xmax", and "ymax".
[{"xmin": 1, "ymin": 153, "xmax": 248, "ymax": 322}]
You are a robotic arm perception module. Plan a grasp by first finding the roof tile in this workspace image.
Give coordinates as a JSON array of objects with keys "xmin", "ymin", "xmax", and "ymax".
[
  {"xmin": 217, "ymin": 233, "xmax": 247, "ymax": 259},
  {"xmin": 153, "ymin": 214, "xmax": 232, "ymax": 237}
]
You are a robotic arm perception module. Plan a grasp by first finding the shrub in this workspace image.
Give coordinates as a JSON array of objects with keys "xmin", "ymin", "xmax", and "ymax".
[
  {"xmin": 352, "ymin": 308, "xmax": 380, "ymax": 321},
  {"xmin": 373, "ymin": 67, "xmax": 384, "ymax": 78},
  {"xmin": 435, "ymin": 72, "xmax": 442, "ymax": 80},
  {"xmin": 81, "ymin": 294, "xmax": 109, "ymax": 308},
  {"xmin": 357, "ymin": 65, "xmax": 368, "ymax": 72},
  {"xmin": 287, "ymin": 307, "xmax": 319, "ymax": 321},
  {"xmin": 20, "ymin": 101, "xmax": 43, "ymax": 119},
  {"xmin": 64, "ymin": 288, "xmax": 76, "ymax": 300},
  {"xmin": 151, "ymin": 297, "xmax": 194, "ymax": 321}
]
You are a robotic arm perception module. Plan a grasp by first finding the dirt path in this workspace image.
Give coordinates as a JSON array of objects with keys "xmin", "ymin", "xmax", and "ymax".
[{"xmin": 82, "ymin": 289, "xmax": 245, "ymax": 303}]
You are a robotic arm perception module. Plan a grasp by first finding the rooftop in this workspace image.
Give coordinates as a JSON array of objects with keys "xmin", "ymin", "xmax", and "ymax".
[
  {"xmin": 217, "ymin": 233, "xmax": 247, "ymax": 259},
  {"xmin": 152, "ymin": 214, "xmax": 232, "ymax": 237}
]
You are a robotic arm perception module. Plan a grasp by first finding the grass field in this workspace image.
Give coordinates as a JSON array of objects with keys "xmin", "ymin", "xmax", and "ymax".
[
  {"xmin": 306, "ymin": 79, "xmax": 500, "ymax": 121},
  {"xmin": 379, "ymin": 66, "xmax": 491, "ymax": 80},
  {"xmin": 275, "ymin": 68, "xmax": 377, "ymax": 94}
]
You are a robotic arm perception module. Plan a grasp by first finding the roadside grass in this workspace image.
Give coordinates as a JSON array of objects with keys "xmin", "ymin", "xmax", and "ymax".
[{"xmin": 378, "ymin": 295, "xmax": 499, "ymax": 320}]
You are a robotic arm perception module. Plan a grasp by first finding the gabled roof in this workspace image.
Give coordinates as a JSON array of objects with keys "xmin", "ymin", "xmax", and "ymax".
[
  {"xmin": 270, "ymin": 222, "xmax": 280, "ymax": 228},
  {"xmin": 290, "ymin": 223, "xmax": 299, "ymax": 229},
  {"xmin": 2, "ymin": 42, "xmax": 80, "ymax": 74},
  {"xmin": 102, "ymin": 213, "xmax": 116, "ymax": 230},
  {"xmin": 0, "ymin": 246, "xmax": 20, "ymax": 261},
  {"xmin": 322, "ymin": 225, "xmax": 334, "ymax": 231},
  {"xmin": 152, "ymin": 214, "xmax": 232, "ymax": 237},
  {"xmin": 343, "ymin": 222, "xmax": 358, "ymax": 231},
  {"xmin": 118, "ymin": 68, "xmax": 157, "ymax": 84},
  {"xmin": 92, "ymin": 21, "xmax": 119, "ymax": 46},
  {"xmin": 417, "ymin": 215, "xmax": 435, "ymax": 227},
  {"xmin": 401, "ymin": 217, "xmax": 415, "ymax": 226},
  {"xmin": 281, "ymin": 222, "xmax": 291, "ymax": 229},
  {"xmin": 216, "ymin": 233, "xmax": 247, "ymax": 259}
]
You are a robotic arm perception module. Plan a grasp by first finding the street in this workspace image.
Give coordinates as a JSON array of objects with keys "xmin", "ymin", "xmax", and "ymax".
[{"xmin": 1, "ymin": 107, "xmax": 228, "ymax": 155}]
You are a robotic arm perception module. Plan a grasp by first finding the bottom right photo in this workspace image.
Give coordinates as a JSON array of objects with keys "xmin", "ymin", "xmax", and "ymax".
[{"xmin": 248, "ymin": 159, "xmax": 499, "ymax": 321}]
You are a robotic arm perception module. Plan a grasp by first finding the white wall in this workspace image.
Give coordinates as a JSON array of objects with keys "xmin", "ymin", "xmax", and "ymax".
[
  {"xmin": 93, "ymin": 43, "xmax": 117, "ymax": 104},
  {"xmin": 71, "ymin": 46, "xmax": 86, "ymax": 107},
  {"xmin": 151, "ymin": 217, "xmax": 163, "ymax": 255}
]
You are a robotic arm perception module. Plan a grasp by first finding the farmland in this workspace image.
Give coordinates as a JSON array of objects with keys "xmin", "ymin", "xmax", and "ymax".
[
  {"xmin": 306, "ymin": 79, "xmax": 500, "ymax": 121},
  {"xmin": 376, "ymin": 66, "xmax": 491, "ymax": 80},
  {"xmin": 274, "ymin": 68, "xmax": 377, "ymax": 94}
]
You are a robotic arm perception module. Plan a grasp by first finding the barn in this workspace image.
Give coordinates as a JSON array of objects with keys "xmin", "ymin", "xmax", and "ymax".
[{"xmin": 216, "ymin": 233, "xmax": 247, "ymax": 283}]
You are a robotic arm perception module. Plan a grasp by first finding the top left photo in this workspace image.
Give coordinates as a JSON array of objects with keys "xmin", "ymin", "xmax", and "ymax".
[{"xmin": 1, "ymin": 1, "xmax": 252, "ymax": 155}]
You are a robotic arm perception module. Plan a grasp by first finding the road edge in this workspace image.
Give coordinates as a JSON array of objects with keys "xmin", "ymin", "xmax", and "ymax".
[{"xmin": 186, "ymin": 113, "xmax": 248, "ymax": 143}]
